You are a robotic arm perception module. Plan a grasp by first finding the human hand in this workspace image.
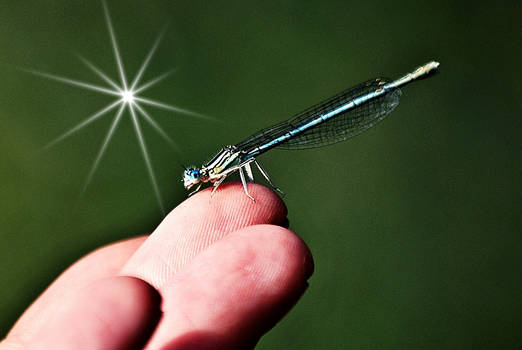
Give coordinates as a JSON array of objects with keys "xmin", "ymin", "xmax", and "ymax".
[{"xmin": 2, "ymin": 183, "xmax": 314, "ymax": 349}]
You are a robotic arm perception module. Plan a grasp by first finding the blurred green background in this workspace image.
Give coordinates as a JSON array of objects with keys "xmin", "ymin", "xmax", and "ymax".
[{"xmin": 0, "ymin": 0, "xmax": 519, "ymax": 348}]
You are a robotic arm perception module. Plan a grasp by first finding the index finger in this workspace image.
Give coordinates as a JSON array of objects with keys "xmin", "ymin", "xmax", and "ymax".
[{"xmin": 121, "ymin": 182, "xmax": 287, "ymax": 288}]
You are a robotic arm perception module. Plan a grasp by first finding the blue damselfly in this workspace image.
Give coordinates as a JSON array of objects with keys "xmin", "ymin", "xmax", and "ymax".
[{"xmin": 183, "ymin": 61, "xmax": 439, "ymax": 200}]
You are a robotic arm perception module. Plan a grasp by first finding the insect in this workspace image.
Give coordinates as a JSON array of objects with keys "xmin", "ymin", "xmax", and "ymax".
[{"xmin": 183, "ymin": 61, "xmax": 439, "ymax": 201}]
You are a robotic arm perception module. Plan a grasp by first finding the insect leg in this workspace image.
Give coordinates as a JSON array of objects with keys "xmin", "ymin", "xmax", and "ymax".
[
  {"xmin": 253, "ymin": 160, "xmax": 284, "ymax": 195},
  {"xmin": 188, "ymin": 183, "xmax": 202, "ymax": 197},
  {"xmin": 239, "ymin": 166, "xmax": 255, "ymax": 202},
  {"xmin": 210, "ymin": 175, "xmax": 228, "ymax": 197},
  {"xmin": 244, "ymin": 162, "xmax": 254, "ymax": 181}
]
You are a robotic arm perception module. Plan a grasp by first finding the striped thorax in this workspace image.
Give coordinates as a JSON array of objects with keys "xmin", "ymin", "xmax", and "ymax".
[{"xmin": 183, "ymin": 145, "xmax": 243, "ymax": 190}]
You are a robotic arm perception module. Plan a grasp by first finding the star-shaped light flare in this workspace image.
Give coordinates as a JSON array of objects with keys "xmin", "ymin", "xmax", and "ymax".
[{"xmin": 27, "ymin": 1, "xmax": 216, "ymax": 215}]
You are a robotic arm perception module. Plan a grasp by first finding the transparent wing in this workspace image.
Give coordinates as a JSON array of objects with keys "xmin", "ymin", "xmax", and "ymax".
[
  {"xmin": 279, "ymin": 83, "xmax": 401, "ymax": 149},
  {"xmin": 235, "ymin": 78, "xmax": 402, "ymax": 153}
]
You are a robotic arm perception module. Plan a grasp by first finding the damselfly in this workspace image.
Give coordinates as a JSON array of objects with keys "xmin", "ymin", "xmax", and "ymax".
[{"xmin": 183, "ymin": 61, "xmax": 439, "ymax": 200}]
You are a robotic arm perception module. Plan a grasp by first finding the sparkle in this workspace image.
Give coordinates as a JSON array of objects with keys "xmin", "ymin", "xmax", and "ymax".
[
  {"xmin": 28, "ymin": 0, "xmax": 217, "ymax": 215},
  {"xmin": 121, "ymin": 90, "xmax": 135, "ymax": 104}
]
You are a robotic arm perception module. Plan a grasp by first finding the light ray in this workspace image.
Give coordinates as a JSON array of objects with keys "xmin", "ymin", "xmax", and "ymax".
[
  {"xmin": 102, "ymin": 0, "xmax": 128, "ymax": 90},
  {"xmin": 32, "ymin": 1, "xmax": 218, "ymax": 215},
  {"xmin": 24, "ymin": 69, "xmax": 120, "ymax": 96},
  {"xmin": 134, "ymin": 96, "xmax": 217, "ymax": 121},
  {"xmin": 130, "ymin": 26, "xmax": 167, "ymax": 91},
  {"xmin": 129, "ymin": 104, "xmax": 165, "ymax": 214},
  {"xmin": 81, "ymin": 103, "xmax": 126, "ymax": 196},
  {"xmin": 133, "ymin": 102, "xmax": 181, "ymax": 153},
  {"xmin": 76, "ymin": 54, "xmax": 122, "ymax": 92},
  {"xmin": 42, "ymin": 100, "xmax": 122, "ymax": 150},
  {"xmin": 133, "ymin": 69, "xmax": 176, "ymax": 95}
]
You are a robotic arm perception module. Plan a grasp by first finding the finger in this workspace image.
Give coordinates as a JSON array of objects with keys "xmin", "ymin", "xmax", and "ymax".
[
  {"xmin": 7, "ymin": 236, "xmax": 147, "ymax": 344},
  {"xmin": 121, "ymin": 183, "xmax": 287, "ymax": 288},
  {"xmin": 24, "ymin": 277, "xmax": 161, "ymax": 350},
  {"xmin": 145, "ymin": 224, "xmax": 314, "ymax": 349}
]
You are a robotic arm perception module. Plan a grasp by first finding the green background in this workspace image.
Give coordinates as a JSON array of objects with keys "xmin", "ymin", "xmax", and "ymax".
[{"xmin": 0, "ymin": 1, "xmax": 519, "ymax": 348}]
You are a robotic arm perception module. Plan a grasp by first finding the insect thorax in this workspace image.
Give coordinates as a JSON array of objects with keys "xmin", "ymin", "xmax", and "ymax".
[{"xmin": 202, "ymin": 145, "xmax": 242, "ymax": 180}]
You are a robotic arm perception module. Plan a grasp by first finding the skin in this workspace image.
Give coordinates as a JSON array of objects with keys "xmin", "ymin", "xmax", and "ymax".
[{"xmin": 1, "ymin": 183, "xmax": 314, "ymax": 350}]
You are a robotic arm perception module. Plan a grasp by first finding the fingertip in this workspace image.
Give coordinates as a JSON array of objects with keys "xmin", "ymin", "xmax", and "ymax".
[
  {"xmin": 25, "ymin": 276, "xmax": 161, "ymax": 350},
  {"xmin": 144, "ymin": 224, "xmax": 313, "ymax": 348},
  {"xmin": 122, "ymin": 183, "xmax": 289, "ymax": 287},
  {"xmin": 222, "ymin": 225, "xmax": 314, "ymax": 343},
  {"xmin": 7, "ymin": 236, "xmax": 149, "ymax": 343},
  {"xmin": 110, "ymin": 277, "xmax": 162, "ymax": 350},
  {"xmin": 177, "ymin": 182, "xmax": 288, "ymax": 225},
  {"xmin": 115, "ymin": 276, "xmax": 162, "ymax": 327},
  {"xmin": 239, "ymin": 224, "xmax": 314, "ymax": 283}
]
